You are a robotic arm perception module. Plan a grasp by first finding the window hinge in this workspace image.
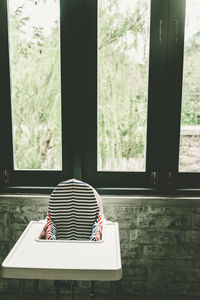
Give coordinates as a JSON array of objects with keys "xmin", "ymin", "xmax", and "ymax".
[
  {"xmin": 158, "ymin": 19, "xmax": 163, "ymax": 44},
  {"xmin": 173, "ymin": 19, "xmax": 179, "ymax": 43},
  {"xmin": 168, "ymin": 171, "xmax": 172, "ymax": 186},
  {"xmin": 151, "ymin": 171, "xmax": 158, "ymax": 186},
  {"xmin": 3, "ymin": 169, "xmax": 10, "ymax": 185}
]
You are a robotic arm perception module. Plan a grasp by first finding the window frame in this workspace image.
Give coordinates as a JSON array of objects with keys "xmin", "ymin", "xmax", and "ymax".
[
  {"xmin": 82, "ymin": 0, "xmax": 170, "ymax": 188},
  {"xmin": 1, "ymin": 0, "xmax": 200, "ymax": 193}
]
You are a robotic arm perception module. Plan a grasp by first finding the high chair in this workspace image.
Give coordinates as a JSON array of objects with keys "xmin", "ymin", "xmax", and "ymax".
[{"xmin": 1, "ymin": 179, "xmax": 122, "ymax": 299}]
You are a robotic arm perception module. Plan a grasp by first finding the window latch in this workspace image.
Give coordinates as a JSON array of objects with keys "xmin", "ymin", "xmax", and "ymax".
[
  {"xmin": 151, "ymin": 171, "xmax": 158, "ymax": 186},
  {"xmin": 3, "ymin": 169, "xmax": 10, "ymax": 185},
  {"xmin": 158, "ymin": 19, "xmax": 163, "ymax": 44},
  {"xmin": 168, "ymin": 171, "xmax": 173, "ymax": 186},
  {"xmin": 173, "ymin": 19, "xmax": 179, "ymax": 43}
]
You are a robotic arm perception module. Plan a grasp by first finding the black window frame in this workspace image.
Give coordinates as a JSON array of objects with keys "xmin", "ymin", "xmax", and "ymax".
[{"xmin": 1, "ymin": 0, "xmax": 200, "ymax": 194}]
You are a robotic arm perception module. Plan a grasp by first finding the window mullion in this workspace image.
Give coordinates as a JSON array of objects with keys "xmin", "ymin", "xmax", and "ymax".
[
  {"xmin": 146, "ymin": 0, "xmax": 169, "ymax": 189},
  {"xmin": 164, "ymin": 0, "xmax": 186, "ymax": 188},
  {"xmin": 82, "ymin": 0, "xmax": 98, "ymax": 184},
  {"xmin": 0, "ymin": 0, "xmax": 13, "ymax": 187},
  {"xmin": 60, "ymin": 0, "xmax": 83, "ymax": 181}
]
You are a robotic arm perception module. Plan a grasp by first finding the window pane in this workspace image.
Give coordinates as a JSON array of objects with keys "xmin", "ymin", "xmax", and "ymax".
[
  {"xmin": 179, "ymin": 0, "xmax": 200, "ymax": 172},
  {"xmin": 8, "ymin": 0, "xmax": 62, "ymax": 170},
  {"xmin": 97, "ymin": 0, "xmax": 150, "ymax": 171}
]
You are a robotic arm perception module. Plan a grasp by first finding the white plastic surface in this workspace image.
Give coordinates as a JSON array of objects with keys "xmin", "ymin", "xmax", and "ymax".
[{"xmin": 1, "ymin": 221, "xmax": 122, "ymax": 281}]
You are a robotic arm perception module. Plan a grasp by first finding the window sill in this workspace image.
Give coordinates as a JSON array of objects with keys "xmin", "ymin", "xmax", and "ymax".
[{"xmin": 1, "ymin": 185, "xmax": 200, "ymax": 197}]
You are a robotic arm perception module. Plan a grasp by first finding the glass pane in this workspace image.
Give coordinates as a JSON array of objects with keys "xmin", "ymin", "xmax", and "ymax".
[
  {"xmin": 179, "ymin": 0, "xmax": 200, "ymax": 172},
  {"xmin": 97, "ymin": 0, "xmax": 150, "ymax": 171},
  {"xmin": 8, "ymin": 0, "xmax": 62, "ymax": 170}
]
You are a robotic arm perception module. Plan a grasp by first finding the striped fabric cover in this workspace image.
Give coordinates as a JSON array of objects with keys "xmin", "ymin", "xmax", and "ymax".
[{"xmin": 40, "ymin": 179, "xmax": 103, "ymax": 241}]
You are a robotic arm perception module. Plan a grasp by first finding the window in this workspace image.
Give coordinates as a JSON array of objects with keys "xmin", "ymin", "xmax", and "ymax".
[
  {"xmin": 0, "ymin": 0, "xmax": 72, "ymax": 186},
  {"xmin": 8, "ymin": 0, "xmax": 62, "ymax": 171},
  {"xmin": 97, "ymin": 0, "xmax": 150, "ymax": 172},
  {"xmin": 179, "ymin": 0, "xmax": 200, "ymax": 173},
  {"xmin": 1, "ymin": 0, "xmax": 200, "ymax": 191}
]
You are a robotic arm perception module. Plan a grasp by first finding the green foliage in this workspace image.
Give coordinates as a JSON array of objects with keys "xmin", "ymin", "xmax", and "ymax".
[
  {"xmin": 9, "ymin": 3, "xmax": 62, "ymax": 169},
  {"xmin": 98, "ymin": 0, "xmax": 148, "ymax": 171},
  {"xmin": 9, "ymin": 0, "xmax": 200, "ymax": 171},
  {"xmin": 181, "ymin": 32, "xmax": 200, "ymax": 126}
]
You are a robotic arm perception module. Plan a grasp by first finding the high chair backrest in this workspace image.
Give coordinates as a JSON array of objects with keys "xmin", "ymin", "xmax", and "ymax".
[{"xmin": 43, "ymin": 178, "xmax": 103, "ymax": 241}]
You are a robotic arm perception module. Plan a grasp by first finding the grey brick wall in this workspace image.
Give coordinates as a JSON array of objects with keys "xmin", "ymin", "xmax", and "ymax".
[{"xmin": 0, "ymin": 195, "xmax": 200, "ymax": 297}]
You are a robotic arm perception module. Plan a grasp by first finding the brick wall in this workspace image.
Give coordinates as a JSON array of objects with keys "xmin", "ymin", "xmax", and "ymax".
[{"xmin": 0, "ymin": 195, "xmax": 200, "ymax": 297}]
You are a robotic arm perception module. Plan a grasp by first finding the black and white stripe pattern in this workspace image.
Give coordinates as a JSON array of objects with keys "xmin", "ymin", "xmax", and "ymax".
[{"xmin": 49, "ymin": 179, "xmax": 99, "ymax": 240}]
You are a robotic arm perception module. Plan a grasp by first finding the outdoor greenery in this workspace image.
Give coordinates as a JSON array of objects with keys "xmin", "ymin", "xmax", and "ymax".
[
  {"xmin": 181, "ymin": 31, "xmax": 200, "ymax": 125},
  {"xmin": 8, "ymin": 0, "xmax": 200, "ymax": 171},
  {"xmin": 98, "ymin": 0, "xmax": 149, "ymax": 171},
  {"xmin": 9, "ymin": 0, "xmax": 62, "ymax": 169}
]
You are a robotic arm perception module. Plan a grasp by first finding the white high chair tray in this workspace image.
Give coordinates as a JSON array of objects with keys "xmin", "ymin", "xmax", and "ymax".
[{"xmin": 1, "ymin": 221, "xmax": 122, "ymax": 281}]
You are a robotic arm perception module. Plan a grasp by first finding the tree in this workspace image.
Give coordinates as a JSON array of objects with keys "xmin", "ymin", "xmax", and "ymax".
[
  {"xmin": 98, "ymin": 0, "xmax": 149, "ymax": 171},
  {"xmin": 9, "ymin": 1, "xmax": 62, "ymax": 169}
]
